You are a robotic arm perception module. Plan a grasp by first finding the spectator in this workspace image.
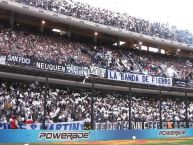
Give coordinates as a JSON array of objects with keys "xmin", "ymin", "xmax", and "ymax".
[
  {"xmin": 11, "ymin": 0, "xmax": 193, "ymax": 45},
  {"xmin": 0, "ymin": 80, "xmax": 193, "ymax": 124},
  {"xmin": 10, "ymin": 115, "xmax": 19, "ymax": 129},
  {"xmin": 0, "ymin": 23, "xmax": 192, "ymax": 80}
]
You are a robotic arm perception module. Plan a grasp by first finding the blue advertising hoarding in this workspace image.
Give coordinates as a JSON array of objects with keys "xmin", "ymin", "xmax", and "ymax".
[{"xmin": 0, "ymin": 128, "xmax": 193, "ymax": 143}]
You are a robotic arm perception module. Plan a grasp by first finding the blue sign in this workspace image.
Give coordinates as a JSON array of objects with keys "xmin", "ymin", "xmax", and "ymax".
[{"xmin": 0, "ymin": 128, "xmax": 192, "ymax": 143}]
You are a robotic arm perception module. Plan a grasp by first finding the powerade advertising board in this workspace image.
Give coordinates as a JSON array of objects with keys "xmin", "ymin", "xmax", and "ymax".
[{"xmin": 0, "ymin": 128, "xmax": 193, "ymax": 143}]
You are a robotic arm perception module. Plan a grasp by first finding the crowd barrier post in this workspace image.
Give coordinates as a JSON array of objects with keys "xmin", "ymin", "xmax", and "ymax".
[
  {"xmin": 159, "ymin": 88, "xmax": 162, "ymax": 129},
  {"xmin": 43, "ymin": 74, "xmax": 48, "ymax": 129},
  {"xmin": 91, "ymin": 76, "xmax": 95, "ymax": 129},
  {"xmin": 129, "ymin": 85, "xmax": 132, "ymax": 129}
]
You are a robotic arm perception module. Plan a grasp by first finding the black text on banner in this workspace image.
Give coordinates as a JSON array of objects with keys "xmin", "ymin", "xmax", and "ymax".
[{"xmin": 107, "ymin": 70, "xmax": 172, "ymax": 86}]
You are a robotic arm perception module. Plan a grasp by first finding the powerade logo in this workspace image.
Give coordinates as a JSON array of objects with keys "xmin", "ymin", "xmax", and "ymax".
[
  {"xmin": 159, "ymin": 130, "xmax": 186, "ymax": 136},
  {"xmin": 38, "ymin": 132, "xmax": 89, "ymax": 140}
]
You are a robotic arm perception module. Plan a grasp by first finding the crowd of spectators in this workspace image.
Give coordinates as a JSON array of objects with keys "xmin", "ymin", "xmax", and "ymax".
[
  {"xmin": 0, "ymin": 80, "xmax": 193, "ymax": 125},
  {"xmin": 0, "ymin": 26, "xmax": 91, "ymax": 66},
  {"xmin": 0, "ymin": 1, "xmax": 193, "ymax": 130},
  {"xmin": 0, "ymin": 23, "xmax": 193, "ymax": 81},
  {"xmin": 11, "ymin": 0, "xmax": 193, "ymax": 45}
]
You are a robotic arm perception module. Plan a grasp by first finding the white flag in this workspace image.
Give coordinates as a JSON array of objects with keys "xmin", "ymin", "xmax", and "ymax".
[{"xmin": 0, "ymin": 56, "xmax": 6, "ymax": 65}]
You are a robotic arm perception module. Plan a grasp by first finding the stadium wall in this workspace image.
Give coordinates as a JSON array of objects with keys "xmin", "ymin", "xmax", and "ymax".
[{"xmin": 0, "ymin": 129, "xmax": 193, "ymax": 143}]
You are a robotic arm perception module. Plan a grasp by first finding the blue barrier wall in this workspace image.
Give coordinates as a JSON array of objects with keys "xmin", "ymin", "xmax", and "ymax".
[{"xmin": 0, "ymin": 129, "xmax": 193, "ymax": 143}]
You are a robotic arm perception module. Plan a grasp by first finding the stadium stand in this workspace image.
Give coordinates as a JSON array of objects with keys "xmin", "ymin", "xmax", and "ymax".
[
  {"xmin": 12, "ymin": 0, "xmax": 193, "ymax": 45},
  {"xmin": 0, "ymin": 0, "xmax": 192, "ymax": 131},
  {"xmin": 0, "ymin": 80, "xmax": 193, "ymax": 125},
  {"xmin": 0, "ymin": 22, "xmax": 193, "ymax": 81}
]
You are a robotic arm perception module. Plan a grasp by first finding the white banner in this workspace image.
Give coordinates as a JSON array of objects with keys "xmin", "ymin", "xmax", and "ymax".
[
  {"xmin": 66, "ymin": 65, "xmax": 89, "ymax": 76},
  {"xmin": 0, "ymin": 55, "xmax": 6, "ymax": 65},
  {"xmin": 95, "ymin": 121, "xmax": 129, "ymax": 130},
  {"xmin": 107, "ymin": 70, "xmax": 172, "ymax": 86},
  {"xmin": 89, "ymin": 66, "xmax": 106, "ymax": 77},
  {"xmin": 0, "ymin": 121, "xmax": 84, "ymax": 130},
  {"xmin": 95, "ymin": 121, "xmax": 193, "ymax": 130}
]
